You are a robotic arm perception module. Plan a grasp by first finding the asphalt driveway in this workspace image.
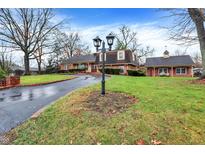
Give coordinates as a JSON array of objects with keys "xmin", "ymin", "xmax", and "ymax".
[{"xmin": 0, "ymin": 75, "xmax": 101, "ymax": 134}]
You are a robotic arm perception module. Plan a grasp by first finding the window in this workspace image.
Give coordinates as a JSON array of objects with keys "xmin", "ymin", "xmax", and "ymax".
[
  {"xmin": 78, "ymin": 64, "xmax": 85, "ymax": 69},
  {"xmin": 159, "ymin": 68, "xmax": 168, "ymax": 74},
  {"xmin": 117, "ymin": 50, "xmax": 125, "ymax": 60},
  {"xmin": 132, "ymin": 53, "xmax": 136, "ymax": 61},
  {"xmin": 119, "ymin": 66, "xmax": 125, "ymax": 74},
  {"xmin": 99, "ymin": 53, "xmax": 106, "ymax": 62},
  {"xmin": 64, "ymin": 64, "xmax": 68, "ymax": 70},
  {"xmin": 176, "ymin": 67, "xmax": 186, "ymax": 75}
]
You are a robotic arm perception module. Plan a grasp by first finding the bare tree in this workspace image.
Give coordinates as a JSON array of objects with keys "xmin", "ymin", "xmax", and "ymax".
[
  {"xmin": 137, "ymin": 46, "xmax": 155, "ymax": 58},
  {"xmin": 0, "ymin": 42, "xmax": 13, "ymax": 74},
  {"xmin": 192, "ymin": 51, "xmax": 202, "ymax": 68},
  {"xmin": 53, "ymin": 30, "xmax": 90, "ymax": 59},
  {"xmin": 0, "ymin": 9, "xmax": 61, "ymax": 75},
  {"xmin": 114, "ymin": 25, "xmax": 154, "ymax": 62},
  {"xmin": 115, "ymin": 25, "xmax": 139, "ymax": 51},
  {"xmin": 29, "ymin": 34, "xmax": 54, "ymax": 74},
  {"xmin": 172, "ymin": 49, "xmax": 187, "ymax": 56},
  {"xmin": 164, "ymin": 8, "xmax": 205, "ymax": 78}
]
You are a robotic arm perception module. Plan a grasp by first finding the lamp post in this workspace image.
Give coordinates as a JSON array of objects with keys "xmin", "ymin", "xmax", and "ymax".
[{"xmin": 93, "ymin": 33, "xmax": 115, "ymax": 95}]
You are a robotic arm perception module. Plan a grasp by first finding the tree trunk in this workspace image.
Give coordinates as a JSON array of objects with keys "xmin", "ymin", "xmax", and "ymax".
[
  {"xmin": 195, "ymin": 22, "xmax": 205, "ymax": 78},
  {"xmin": 188, "ymin": 8, "xmax": 205, "ymax": 78},
  {"xmin": 24, "ymin": 53, "xmax": 30, "ymax": 75},
  {"xmin": 37, "ymin": 62, "xmax": 42, "ymax": 74}
]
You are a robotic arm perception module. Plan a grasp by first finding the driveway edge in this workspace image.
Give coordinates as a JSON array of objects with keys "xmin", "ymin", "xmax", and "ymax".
[
  {"xmin": 30, "ymin": 89, "xmax": 78, "ymax": 119},
  {"xmin": 0, "ymin": 76, "xmax": 77, "ymax": 91}
]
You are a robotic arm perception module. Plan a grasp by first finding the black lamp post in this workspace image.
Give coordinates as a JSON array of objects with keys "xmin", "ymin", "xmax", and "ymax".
[{"xmin": 93, "ymin": 33, "xmax": 115, "ymax": 95}]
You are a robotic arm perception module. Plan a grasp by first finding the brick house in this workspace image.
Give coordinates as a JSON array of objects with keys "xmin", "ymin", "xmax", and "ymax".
[
  {"xmin": 60, "ymin": 49, "xmax": 139, "ymax": 74},
  {"xmin": 145, "ymin": 50, "xmax": 195, "ymax": 77}
]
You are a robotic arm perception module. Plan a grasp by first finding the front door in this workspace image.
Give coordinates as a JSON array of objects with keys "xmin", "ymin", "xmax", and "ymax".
[
  {"xmin": 119, "ymin": 66, "xmax": 125, "ymax": 74},
  {"xmin": 91, "ymin": 65, "xmax": 97, "ymax": 72}
]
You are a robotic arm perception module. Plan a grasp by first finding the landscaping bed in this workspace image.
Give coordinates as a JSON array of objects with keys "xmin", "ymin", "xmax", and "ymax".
[
  {"xmin": 84, "ymin": 91, "xmax": 137, "ymax": 116},
  {"xmin": 3, "ymin": 76, "xmax": 205, "ymax": 145},
  {"xmin": 190, "ymin": 78, "xmax": 205, "ymax": 85}
]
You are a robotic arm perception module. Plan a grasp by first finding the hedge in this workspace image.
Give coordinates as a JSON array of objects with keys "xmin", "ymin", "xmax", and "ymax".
[
  {"xmin": 99, "ymin": 68, "xmax": 121, "ymax": 75},
  {"xmin": 127, "ymin": 70, "xmax": 145, "ymax": 76},
  {"xmin": 57, "ymin": 68, "xmax": 87, "ymax": 74},
  {"xmin": 0, "ymin": 68, "xmax": 6, "ymax": 79}
]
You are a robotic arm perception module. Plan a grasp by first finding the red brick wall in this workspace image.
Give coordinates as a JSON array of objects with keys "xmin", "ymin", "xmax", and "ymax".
[
  {"xmin": 0, "ymin": 79, "xmax": 6, "ymax": 87},
  {"xmin": 59, "ymin": 64, "xmax": 64, "ymax": 70},
  {"xmin": 0, "ymin": 76, "xmax": 20, "ymax": 87},
  {"xmin": 146, "ymin": 67, "xmax": 193, "ymax": 77}
]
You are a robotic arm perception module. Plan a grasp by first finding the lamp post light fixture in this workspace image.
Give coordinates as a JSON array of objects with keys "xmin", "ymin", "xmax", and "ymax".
[
  {"xmin": 93, "ymin": 36, "xmax": 102, "ymax": 52},
  {"xmin": 106, "ymin": 33, "xmax": 115, "ymax": 51},
  {"xmin": 93, "ymin": 33, "xmax": 115, "ymax": 95}
]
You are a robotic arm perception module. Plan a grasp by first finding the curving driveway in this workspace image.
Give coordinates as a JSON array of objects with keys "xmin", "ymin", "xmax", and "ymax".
[{"xmin": 0, "ymin": 75, "xmax": 101, "ymax": 134}]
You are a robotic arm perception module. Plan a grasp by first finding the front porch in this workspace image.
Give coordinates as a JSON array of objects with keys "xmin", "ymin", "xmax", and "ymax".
[{"xmin": 62, "ymin": 63, "xmax": 97, "ymax": 73}]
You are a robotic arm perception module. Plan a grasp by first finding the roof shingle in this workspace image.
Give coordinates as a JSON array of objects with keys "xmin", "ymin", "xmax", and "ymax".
[
  {"xmin": 145, "ymin": 55, "xmax": 195, "ymax": 67},
  {"xmin": 62, "ymin": 54, "xmax": 96, "ymax": 64}
]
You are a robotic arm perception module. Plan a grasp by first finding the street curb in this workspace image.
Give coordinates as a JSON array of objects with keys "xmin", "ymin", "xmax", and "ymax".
[
  {"xmin": 0, "ymin": 76, "xmax": 77, "ymax": 91},
  {"xmin": 20, "ymin": 76, "xmax": 77, "ymax": 87}
]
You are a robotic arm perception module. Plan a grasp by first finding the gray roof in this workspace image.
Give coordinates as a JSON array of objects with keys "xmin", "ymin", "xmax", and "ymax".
[
  {"xmin": 62, "ymin": 54, "xmax": 96, "ymax": 64},
  {"xmin": 95, "ymin": 50, "xmax": 139, "ymax": 66},
  {"xmin": 145, "ymin": 55, "xmax": 195, "ymax": 67}
]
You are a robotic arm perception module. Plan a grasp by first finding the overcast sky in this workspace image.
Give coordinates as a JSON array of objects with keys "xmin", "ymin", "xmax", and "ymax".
[
  {"xmin": 14, "ymin": 8, "xmax": 200, "ymax": 67},
  {"xmin": 53, "ymin": 8, "xmax": 200, "ymax": 56}
]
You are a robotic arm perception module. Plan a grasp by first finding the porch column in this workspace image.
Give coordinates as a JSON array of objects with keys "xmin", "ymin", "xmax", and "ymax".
[
  {"xmin": 192, "ymin": 66, "xmax": 194, "ymax": 77},
  {"xmin": 125, "ymin": 64, "xmax": 128, "ymax": 75},
  {"xmin": 153, "ymin": 67, "xmax": 156, "ymax": 77},
  {"xmin": 171, "ymin": 67, "xmax": 174, "ymax": 77},
  {"xmin": 87, "ymin": 63, "xmax": 90, "ymax": 72}
]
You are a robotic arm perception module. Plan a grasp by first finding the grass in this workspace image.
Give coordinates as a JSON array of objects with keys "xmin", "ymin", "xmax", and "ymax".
[
  {"xmin": 20, "ymin": 74, "xmax": 74, "ymax": 85},
  {"xmin": 8, "ymin": 76, "xmax": 205, "ymax": 144}
]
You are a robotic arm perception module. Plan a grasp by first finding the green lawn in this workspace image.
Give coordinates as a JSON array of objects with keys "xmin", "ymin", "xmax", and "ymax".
[
  {"xmin": 20, "ymin": 74, "xmax": 74, "ymax": 85},
  {"xmin": 8, "ymin": 76, "xmax": 205, "ymax": 144}
]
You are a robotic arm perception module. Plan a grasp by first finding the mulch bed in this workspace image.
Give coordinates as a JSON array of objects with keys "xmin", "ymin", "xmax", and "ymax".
[
  {"xmin": 190, "ymin": 78, "xmax": 205, "ymax": 85},
  {"xmin": 84, "ymin": 91, "xmax": 138, "ymax": 116}
]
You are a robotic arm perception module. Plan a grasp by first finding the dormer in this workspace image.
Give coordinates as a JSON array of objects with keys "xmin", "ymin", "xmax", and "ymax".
[{"xmin": 163, "ymin": 50, "xmax": 170, "ymax": 58}]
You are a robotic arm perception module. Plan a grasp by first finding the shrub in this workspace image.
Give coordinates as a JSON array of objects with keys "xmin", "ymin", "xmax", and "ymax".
[
  {"xmin": 57, "ymin": 68, "xmax": 87, "ymax": 74},
  {"xmin": 99, "ymin": 68, "xmax": 121, "ymax": 75},
  {"xmin": 127, "ymin": 70, "xmax": 145, "ymax": 76},
  {"xmin": 0, "ymin": 68, "xmax": 6, "ymax": 79}
]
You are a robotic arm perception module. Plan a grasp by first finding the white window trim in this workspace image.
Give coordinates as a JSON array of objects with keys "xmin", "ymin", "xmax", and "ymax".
[
  {"xmin": 176, "ymin": 67, "xmax": 187, "ymax": 75},
  {"xmin": 117, "ymin": 50, "xmax": 125, "ymax": 60},
  {"xmin": 132, "ymin": 53, "xmax": 135, "ymax": 61},
  {"xmin": 99, "ymin": 53, "xmax": 106, "ymax": 62}
]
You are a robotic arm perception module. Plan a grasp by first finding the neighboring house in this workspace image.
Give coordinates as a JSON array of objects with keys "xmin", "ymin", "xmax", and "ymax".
[
  {"xmin": 145, "ymin": 50, "xmax": 195, "ymax": 77},
  {"xmin": 10, "ymin": 64, "xmax": 39, "ymax": 76},
  {"xmin": 60, "ymin": 49, "xmax": 139, "ymax": 74},
  {"xmin": 60, "ymin": 54, "xmax": 97, "ymax": 73}
]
